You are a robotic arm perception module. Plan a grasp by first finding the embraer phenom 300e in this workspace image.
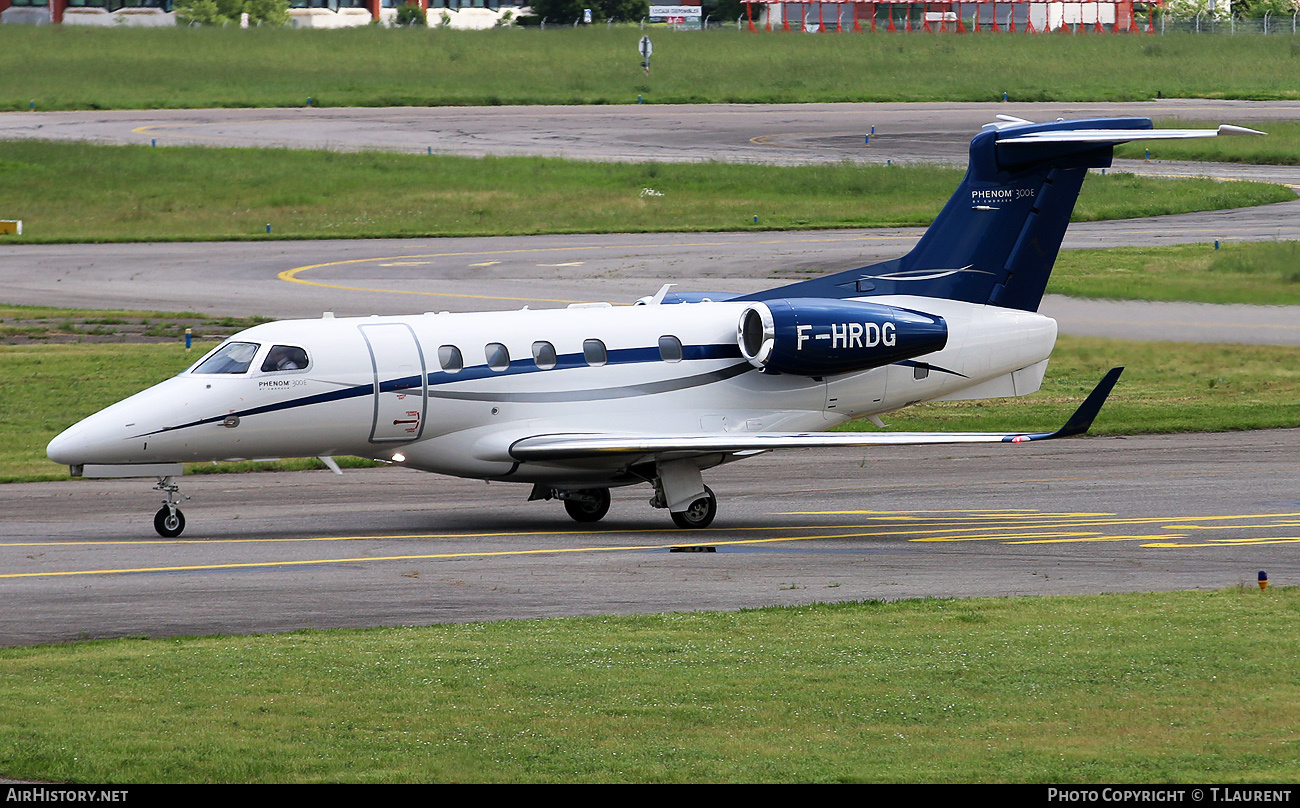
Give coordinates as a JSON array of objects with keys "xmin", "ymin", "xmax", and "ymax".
[{"xmin": 47, "ymin": 116, "xmax": 1260, "ymax": 537}]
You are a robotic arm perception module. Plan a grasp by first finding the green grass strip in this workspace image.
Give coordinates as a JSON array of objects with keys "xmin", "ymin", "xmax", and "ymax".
[
  {"xmin": 1049, "ymin": 242, "xmax": 1300, "ymax": 305},
  {"xmin": 1, "ymin": 589, "xmax": 1297, "ymax": 782},
  {"xmin": 838, "ymin": 336, "xmax": 1300, "ymax": 436},
  {"xmin": 5, "ymin": 27, "xmax": 1300, "ymax": 109},
  {"xmin": 6, "ymin": 335, "xmax": 1300, "ymax": 483},
  {"xmin": 1118, "ymin": 121, "xmax": 1300, "ymax": 166},
  {"xmin": 0, "ymin": 141, "xmax": 1290, "ymax": 243}
]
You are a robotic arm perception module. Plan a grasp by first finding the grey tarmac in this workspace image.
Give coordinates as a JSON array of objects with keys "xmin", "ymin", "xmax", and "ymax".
[
  {"xmin": 2, "ymin": 429, "xmax": 1299, "ymax": 647},
  {"xmin": 3, "ymin": 99, "xmax": 1300, "ymax": 168}
]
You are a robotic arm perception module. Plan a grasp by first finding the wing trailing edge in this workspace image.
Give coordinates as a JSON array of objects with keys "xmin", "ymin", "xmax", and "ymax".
[{"xmin": 509, "ymin": 368, "xmax": 1123, "ymax": 462}]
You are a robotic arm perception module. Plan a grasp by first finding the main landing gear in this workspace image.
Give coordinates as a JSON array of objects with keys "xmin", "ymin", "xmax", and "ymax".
[
  {"xmin": 152, "ymin": 475, "xmax": 189, "ymax": 538},
  {"xmin": 529, "ymin": 486, "xmax": 614, "ymax": 524},
  {"xmin": 670, "ymin": 486, "xmax": 716, "ymax": 530},
  {"xmin": 561, "ymin": 488, "xmax": 612, "ymax": 523},
  {"xmin": 533, "ymin": 477, "xmax": 718, "ymax": 530}
]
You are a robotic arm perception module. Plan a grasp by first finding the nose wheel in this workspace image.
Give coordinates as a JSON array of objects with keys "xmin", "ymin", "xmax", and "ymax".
[
  {"xmin": 154, "ymin": 506, "xmax": 186, "ymax": 538},
  {"xmin": 152, "ymin": 475, "xmax": 189, "ymax": 538}
]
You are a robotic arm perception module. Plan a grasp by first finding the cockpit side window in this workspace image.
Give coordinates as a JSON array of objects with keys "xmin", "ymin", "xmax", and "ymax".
[
  {"xmin": 261, "ymin": 345, "xmax": 310, "ymax": 373},
  {"xmin": 193, "ymin": 341, "xmax": 261, "ymax": 375}
]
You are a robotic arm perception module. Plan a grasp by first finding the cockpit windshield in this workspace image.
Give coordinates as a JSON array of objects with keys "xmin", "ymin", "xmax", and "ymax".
[{"xmin": 192, "ymin": 341, "xmax": 260, "ymax": 375}]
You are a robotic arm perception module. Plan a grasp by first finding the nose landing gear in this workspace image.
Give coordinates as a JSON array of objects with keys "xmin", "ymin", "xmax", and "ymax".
[{"xmin": 152, "ymin": 475, "xmax": 189, "ymax": 538}]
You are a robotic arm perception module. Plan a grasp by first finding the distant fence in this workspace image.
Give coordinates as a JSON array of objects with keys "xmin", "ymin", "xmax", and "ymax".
[{"xmin": 1159, "ymin": 13, "xmax": 1300, "ymax": 34}]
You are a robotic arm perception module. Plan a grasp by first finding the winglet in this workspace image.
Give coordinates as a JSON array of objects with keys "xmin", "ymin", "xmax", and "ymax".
[{"xmin": 1008, "ymin": 367, "xmax": 1124, "ymax": 443}]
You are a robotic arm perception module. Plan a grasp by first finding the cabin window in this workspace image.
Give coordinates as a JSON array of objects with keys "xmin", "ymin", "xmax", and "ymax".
[
  {"xmin": 532, "ymin": 341, "xmax": 557, "ymax": 370},
  {"xmin": 486, "ymin": 342, "xmax": 511, "ymax": 371},
  {"xmin": 260, "ymin": 345, "xmax": 309, "ymax": 373},
  {"xmin": 583, "ymin": 339, "xmax": 607, "ymax": 367},
  {"xmin": 193, "ymin": 341, "xmax": 260, "ymax": 375},
  {"xmin": 658, "ymin": 335, "xmax": 683, "ymax": 363},
  {"xmin": 913, "ymin": 363, "xmax": 930, "ymax": 381},
  {"xmin": 438, "ymin": 345, "xmax": 463, "ymax": 373}
]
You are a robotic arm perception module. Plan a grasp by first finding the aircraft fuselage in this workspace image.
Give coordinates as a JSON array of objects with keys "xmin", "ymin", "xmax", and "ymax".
[{"xmin": 48, "ymin": 296, "xmax": 1055, "ymax": 486}]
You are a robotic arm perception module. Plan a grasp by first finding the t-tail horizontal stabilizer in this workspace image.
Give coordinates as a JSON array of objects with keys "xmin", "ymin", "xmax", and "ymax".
[{"xmin": 744, "ymin": 117, "xmax": 1264, "ymax": 313}]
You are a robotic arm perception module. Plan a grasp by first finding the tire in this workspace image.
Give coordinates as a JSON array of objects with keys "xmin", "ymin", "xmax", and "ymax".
[
  {"xmin": 154, "ymin": 506, "xmax": 185, "ymax": 538},
  {"xmin": 671, "ymin": 486, "xmax": 716, "ymax": 529},
  {"xmin": 563, "ymin": 488, "xmax": 611, "ymax": 523}
]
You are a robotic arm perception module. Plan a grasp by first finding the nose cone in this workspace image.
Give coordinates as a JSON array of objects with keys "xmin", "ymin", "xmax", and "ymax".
[
  {"xmin": 46, "ymin": 406, "xmax": 145, "ymax": 466},
  {"xmin": 46, "ymin": 376, "xmax": 199, "ymax": 467},
  {"xmin": 47, "ymin": 423, "xmax": 90, "ymax": 466}
]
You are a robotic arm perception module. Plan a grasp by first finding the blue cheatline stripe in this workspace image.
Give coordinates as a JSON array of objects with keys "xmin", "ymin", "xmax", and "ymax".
[
  {"xmin": 133, "ymin": 342, "xmax": 744, "ymax": 438},
  {"xmin": 136, "ymin": 342, "xmax": 962, "ymax": 439},
  {"xmin": 432, "ymin": 363, "xmax": 755, "ymax": 404},
  {"xmin": 131, "ymin": 382, "xmax": 376, "ymax": 438},
  {"xmin": 428, "ymin": 343, "xmax": 743, "ymax": 385}
]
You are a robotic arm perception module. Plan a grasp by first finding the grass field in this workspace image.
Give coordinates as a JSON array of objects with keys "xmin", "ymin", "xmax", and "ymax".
[
  {"xmin": 1, "ymin": 588, "xmax": 1296, "ymax": 782},
  {"xmin": 6, "ymin": 332, "xmax": 1299, "ymax": 483},
  {"xmin": 5, "ymin": 22, "xmax": 1300, "ymax": 786},
  {"xmin": 1119, "ymin": 121, "xmax": 1300, "ymax": 165},
  {"xmin": 1050, "ymin": 242, "xmax": 1300, "ymax": 305},
  {"xmin": 0, "ymin": 141, "xmax": 1290, "ymax": 243},
  {"xmin": 840, "ymin": 336, "xmax": 1300, "ymax": 436},
  {"xmin": 4, "ymin": 27, "xmax": 1300, "ymax": 110}
]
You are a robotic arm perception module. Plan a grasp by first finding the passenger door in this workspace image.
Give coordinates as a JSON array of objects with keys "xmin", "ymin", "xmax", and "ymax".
[{"xmin": 359, "ymin": 323, "xmax": 427, "ymax": 443}]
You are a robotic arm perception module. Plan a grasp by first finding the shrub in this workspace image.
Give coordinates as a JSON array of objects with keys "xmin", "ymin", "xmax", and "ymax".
[
  {"xmin": 174, "ymin": 0, "xmax": 236, "ymax": 26},
  {"xmin": 173, "ymin": 0, "xmax": 289, "ymax": 26},
  {"xmin": 245, "ymin": 0, "xmax": 290, "ymax": 25},
  {"xmin": 395, "ymin": 1, "xmax": 428, "ymax": 26}
]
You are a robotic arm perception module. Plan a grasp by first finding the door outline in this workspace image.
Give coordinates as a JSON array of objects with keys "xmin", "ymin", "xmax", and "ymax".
[{"xmin": 359, "ymin": 323, "xmax": 428, "ymax": 444}]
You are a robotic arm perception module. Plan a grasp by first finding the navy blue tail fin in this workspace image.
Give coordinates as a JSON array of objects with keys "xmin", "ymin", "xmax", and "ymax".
[{"xmin": 742, "ymin": 117, "xmax": 1156, "ymax": 312}]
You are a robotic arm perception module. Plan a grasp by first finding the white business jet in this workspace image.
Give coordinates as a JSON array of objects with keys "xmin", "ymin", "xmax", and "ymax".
[{"xmin": 47, "ymin": 116, "xmax": 1260, "ymax": 537}]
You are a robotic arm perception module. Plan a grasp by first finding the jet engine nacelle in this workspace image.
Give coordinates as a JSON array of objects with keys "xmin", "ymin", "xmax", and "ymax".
[{"xmin": 737, "ymin": 298, "xmax": 948, "ymax": 377}]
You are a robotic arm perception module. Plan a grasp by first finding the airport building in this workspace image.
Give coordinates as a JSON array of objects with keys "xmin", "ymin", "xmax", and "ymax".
[
  {"xmin": 0, "ymin": 0, "xmax": 526, "ymax": 27},
  {"xmin": 741, "ymin": 0, "xmax": 1162, "ymax": 32}
]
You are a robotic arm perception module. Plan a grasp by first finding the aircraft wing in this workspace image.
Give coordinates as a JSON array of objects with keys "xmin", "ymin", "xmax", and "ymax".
[{"xmin": 509, "ymin": 367, "xmax": 1122, "ymax": 462}]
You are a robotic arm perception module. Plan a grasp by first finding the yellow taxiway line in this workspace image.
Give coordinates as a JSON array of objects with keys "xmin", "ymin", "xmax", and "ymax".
[{"xmin": 6, "ymin": 509, "xmax": 1300, "ymax": 579}]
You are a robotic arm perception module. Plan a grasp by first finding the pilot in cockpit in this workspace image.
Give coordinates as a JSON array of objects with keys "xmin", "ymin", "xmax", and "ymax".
[{"xmin": 262, "ymin": 345, "xmax": 308, "ymax": 372}]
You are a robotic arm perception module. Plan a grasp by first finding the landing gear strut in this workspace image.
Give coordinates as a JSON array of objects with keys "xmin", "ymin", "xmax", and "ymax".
[
  {"xmin": 152, "ymin": 475, "xmax": 189, "ymax": 538},
  {"xmin": 651, "ymin": 459, "xmax": 718, "ymax": 529}
]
